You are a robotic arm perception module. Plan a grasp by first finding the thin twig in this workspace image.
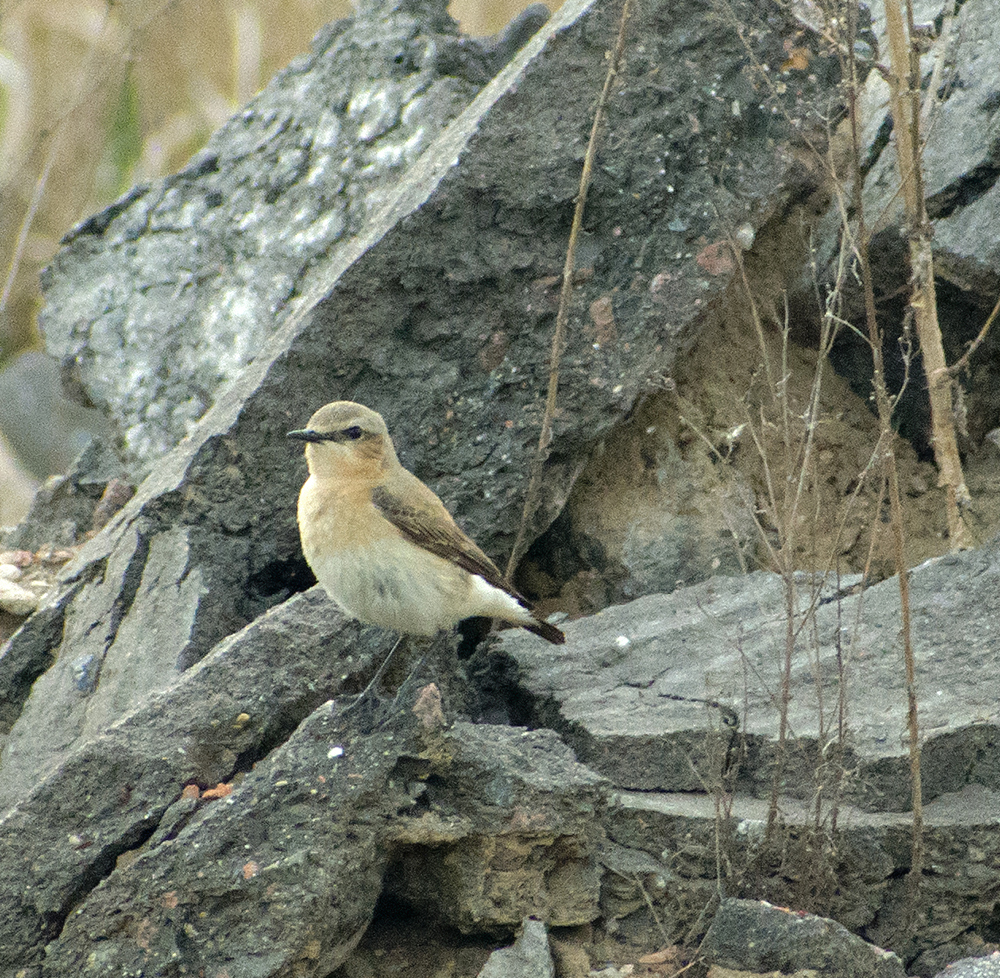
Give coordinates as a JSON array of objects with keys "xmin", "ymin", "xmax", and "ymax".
[
  {"xmin": 0, "ymin": 137, "xmax": 61, "ymax": 321},
  {"xmin": 847, "ymin": 0, "xmax": 924, "ymax": 907},
  {"xmin": 948, "ymin": 289, "xmax": 1000, "ymax": 376},
  {"xmin": 505, "ymin": 0, "xmax": 635, "ymax": 581}
]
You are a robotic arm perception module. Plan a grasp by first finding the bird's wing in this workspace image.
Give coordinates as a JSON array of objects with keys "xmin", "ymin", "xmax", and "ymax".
[
  {"xmin": 372, "ymin": 475, "xmax": 567, "ymax": 645},
  {"xmin": 370, "ymin": 481, "xmax": 521, "ymax": 600}
]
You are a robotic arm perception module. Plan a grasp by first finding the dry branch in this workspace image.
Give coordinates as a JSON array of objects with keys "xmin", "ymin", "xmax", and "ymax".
[{"xmin": 883, "ymin": 0, "xmax": 973, "ymax": 550}]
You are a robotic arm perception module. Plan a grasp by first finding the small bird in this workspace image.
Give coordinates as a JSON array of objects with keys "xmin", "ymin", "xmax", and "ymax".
[{"xmin": 288, "ymin": 401, "xmax": 565, "ymax": 644}]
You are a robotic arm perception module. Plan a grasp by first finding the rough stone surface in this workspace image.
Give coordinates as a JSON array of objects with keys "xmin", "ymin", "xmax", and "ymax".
[
  {"xmin": 39, "ymin": 0, "xmax": 543, "ymax": 474},
  {"xmin": 604, "ymin": 785, "xmax": 1000, "ymax": 965},
  {"xmin": 703, "ymin": 898, "xmax": 905, "ymax": 978},
  {"xmin": 856, "ymin": 0, "xmax": 1000, "ymax": 292},
  {"xmin": 0, "ymin": 589, "xmax": 604, "ymax": 975},
  {"xmin": 807, "ymin": 0, "xmax": 1000, "ymax": 453},
  {"xmin": 40, "ymin": 703, "xmax": 402, "ymax": 977},
  {"xmin": 477, "ymin": 918, "xmax": 554, "ymax": 978},
  {"xmin": 2, "ymin": 438, "xmax": 131, "ymax": 553},
  {"xmin": 2, "ymin": 0, "xmax": 854, "ymax": 830},
  {"xmin": 385, "ymin": 725, "xmax": 606, "ymax": 933},
  {"xmin": 0, "ymin": 587, "xmax": 384, "ymax": 970},
  {"xmin": 0, "ymin": 589, "xmax": 73, "ymax": 734},
  {"xmin": 502, "ymin": 538, "xmax": 1000, "ymax": 965},
  {"xmin": 932, "ymin": 953, "xmax": 1000, "ymax": 978},
  {"xmin": 500, "ymin": 538, "xmax": 1000, "ymax": 812},
  {"xmin": 34, "ymin": 0, "xmax": 851, "ymax": 549}
]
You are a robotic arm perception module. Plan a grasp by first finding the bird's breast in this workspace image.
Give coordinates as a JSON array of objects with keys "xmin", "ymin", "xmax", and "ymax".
[
  {"xmin": 297, "ymin": 476, "xmax": 389, "ymax": 550},
  {"xmin": 297, "ymin": 476, "xmax": 469, "ymax": 634}
]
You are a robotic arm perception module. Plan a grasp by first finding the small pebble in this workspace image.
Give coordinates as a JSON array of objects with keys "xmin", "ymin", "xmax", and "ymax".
[
  {"xmin": 0, "ymin": 564, "xmax": 22, "ymax": 582},
  {"xmin": 0, "ymin": 550, "xmax": 33, "ymax": 568},
  {"xmin": 0, "ymin": 578, "xmax": 39, "ymax": 616}
]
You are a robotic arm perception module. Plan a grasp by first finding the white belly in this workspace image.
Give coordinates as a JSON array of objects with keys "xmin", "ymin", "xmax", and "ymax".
[{"xmin": 306, "ymin": 535, "xmax": 530, "ymax": 636}]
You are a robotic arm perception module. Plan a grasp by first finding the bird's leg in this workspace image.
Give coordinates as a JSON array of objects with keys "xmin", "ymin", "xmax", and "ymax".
[
  {"xmin": 390, "ymin": 632, "xmax": 463, "ymax": 710},
  {"xmin": 390, "ymin": 651, "xmax": 430, "ymax": 711},
  {"xmin": 341, "ymin": 634, "xmax": 405, "ymax": 713}
]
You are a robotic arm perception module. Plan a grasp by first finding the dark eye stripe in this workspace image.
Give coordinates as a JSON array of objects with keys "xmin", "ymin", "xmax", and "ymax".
[{"xmin": 287, "ymin": 424, "xmax": 373, "ymax": 443}]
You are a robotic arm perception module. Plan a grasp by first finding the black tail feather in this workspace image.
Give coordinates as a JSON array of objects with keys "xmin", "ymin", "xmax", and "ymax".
[{"xmin": 526, "ymin": 618, "xmax": 565, "ymax": 644}]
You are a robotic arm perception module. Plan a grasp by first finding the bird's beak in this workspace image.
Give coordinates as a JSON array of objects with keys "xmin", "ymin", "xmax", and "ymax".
[{"xmin": 287, "ymin": 428, "xmax": 323, "ymax": 442}]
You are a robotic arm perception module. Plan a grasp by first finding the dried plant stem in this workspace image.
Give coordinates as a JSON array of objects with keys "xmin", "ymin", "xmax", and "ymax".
[
  {"xmin": 848, "ymin": 0, "xmax": 923, "ymax": 896},
  {"xmin": 0, "ymin": 2, "xmax": 122, "ymax": 326},
  {"xmin": 948, "ymin": 289, "xmax": 999, "ymax": 376},
  {"xmin": 883, "ymin": 0, "xmax": 973, "ymax": 550},
  {"xmin": 731, "ymin": 251, "xmax": 833, "ymax": 835},
  {"xmin": 506, "ymin": 0, "xmax": 634, "ymax": 580},
  {"xmin": 0, "ymin": 136, "xmax": 60, "ymax": 321}
]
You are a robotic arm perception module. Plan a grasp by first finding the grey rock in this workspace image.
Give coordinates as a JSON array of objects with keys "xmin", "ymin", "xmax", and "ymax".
[
  {"xmin": 0, "ymin": 587, "xmax": 383, "ymax": 971},
  {"xmin": 3, "ymin": 0, "xmax": 852, "ymax": 822},
  {"xmin": 385, "ymin": 725, "xmax": 606, "ymax": 933},
  {"xmin": 491, "ymin": 536, "xmax": 1000, "ymax": 964},
  {"xmin": 703, "ymin": 898, "xmax": 905, "ymax": 978},
  {"xmin": 477, "ymin": 918, "xmax": 554, "ymax": 978},
  {"xmin": 40, "ymin": 1, "xmax": 493, "ymax": 475},
  {"xmin": 499, "ymin": 539, "xmax": 1000, "ymax": 812},
  {"xmin": 932, "ymin": 952, "xmax": 1000, "ymax": 978},
  {"xmin": 0, "ymin": 587, "xmax": 75, "ymax": 735},
  {"xmin": 2, "ymin": 437, "xmax": 130, "ymax": 552},
  {"xmin": 598, "ymin": 840, "xmax": 675, "ymax": 927},
  {"xmin": 0, "ymin": 608, "xmax": 605, "ymax": 974},
  {"xmin": 605, "ymin": 785, "xmax": 1000, "ymax": 962},
  {"xmin": 39, "ymin": 700, "xmax": 409, "ymax": 978},
  {"xmin": 858, "ymin": 0, "xmax": 1000, "ymax": 289},
  {"xmin": 806, "ymin": 0, "xmax": 1000, "ymax": 451}
]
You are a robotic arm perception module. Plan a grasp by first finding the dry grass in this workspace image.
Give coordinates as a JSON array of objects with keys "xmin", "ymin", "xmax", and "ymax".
[{"xmin": 0, "ymin": 0, "xmax": 558, "ymax": 367}]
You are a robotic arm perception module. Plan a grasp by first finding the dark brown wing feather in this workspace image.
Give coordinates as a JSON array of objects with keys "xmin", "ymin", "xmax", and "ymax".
[
  {"xmin": 371, "ymin": 482, "xmax": 511, "ymax": 592},
  {"xmin": 370, "ymin": 480, "xmax": 564, "ymax": 644}
]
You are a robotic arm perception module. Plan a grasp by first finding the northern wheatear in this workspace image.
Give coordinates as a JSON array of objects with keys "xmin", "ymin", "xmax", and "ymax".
[{"xmin": 287, "ymin": 401, "xmax": 565, "ymax": 644}]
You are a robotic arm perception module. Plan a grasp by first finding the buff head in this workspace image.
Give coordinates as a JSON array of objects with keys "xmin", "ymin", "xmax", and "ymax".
[{"xmin": 287, "ymin": 401, "xmax": 397, "ymax": 476}]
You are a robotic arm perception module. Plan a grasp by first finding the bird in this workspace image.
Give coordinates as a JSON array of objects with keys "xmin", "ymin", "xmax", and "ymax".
[{"xmin": 287, "ymin": 401, "xmax": 565, "ymax": 645}]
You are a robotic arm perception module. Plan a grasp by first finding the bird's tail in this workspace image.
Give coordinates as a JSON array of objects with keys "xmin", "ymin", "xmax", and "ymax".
[{"xmin": 526, "ymin": 618, "xmax": 565, "ymax": 644}]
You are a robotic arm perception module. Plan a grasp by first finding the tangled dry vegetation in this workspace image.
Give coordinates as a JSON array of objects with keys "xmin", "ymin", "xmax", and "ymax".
[{"xmin": 2, "ymin": 0, "xmax": 998, "ymax": 970}]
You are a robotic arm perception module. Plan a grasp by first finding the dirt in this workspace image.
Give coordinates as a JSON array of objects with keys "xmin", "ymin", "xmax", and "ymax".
[
  {"xmin": 340, "ymin": 909, "xmax": 698, "ymax": 977},
  {"xmin": 534, "ymin": 268, "xmax": 1000, "ymax": 622}
]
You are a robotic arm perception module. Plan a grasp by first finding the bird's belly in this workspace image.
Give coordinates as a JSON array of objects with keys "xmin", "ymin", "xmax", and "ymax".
[{"xmin": 307, "ymin": 537, "xmax": 474, "ymax": 636}]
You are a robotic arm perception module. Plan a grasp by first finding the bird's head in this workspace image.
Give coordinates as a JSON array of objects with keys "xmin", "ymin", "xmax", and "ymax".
[{"xmin": 287, "ymin": 401, "xmax": 398, "ymax": 478}]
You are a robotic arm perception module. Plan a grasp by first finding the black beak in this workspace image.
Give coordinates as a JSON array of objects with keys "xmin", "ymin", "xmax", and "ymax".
[{"xmin": 287, "ymin": 428, "xmax": 323, "ymax": 442}]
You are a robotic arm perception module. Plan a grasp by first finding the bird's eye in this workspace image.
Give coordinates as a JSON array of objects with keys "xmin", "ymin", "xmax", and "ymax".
[{"xmin": 344, "ymin": 425, "xmax": 363, "ymax": 440}]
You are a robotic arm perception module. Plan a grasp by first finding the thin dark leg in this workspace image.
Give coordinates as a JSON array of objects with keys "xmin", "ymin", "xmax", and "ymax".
[{"xmin": 341, "ymin": 634, "xmax": 404, "ymax": 713}]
